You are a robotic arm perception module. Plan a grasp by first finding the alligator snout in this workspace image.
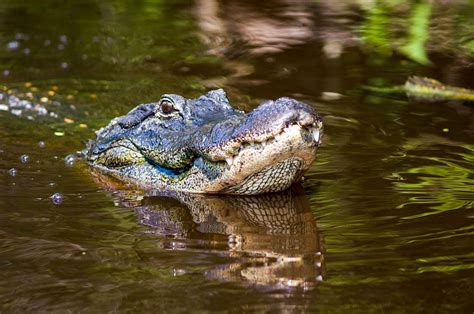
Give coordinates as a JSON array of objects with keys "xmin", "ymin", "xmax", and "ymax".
[{"xmin": 235, "ymin": 97, "xmax": 323, "ymax": 140}]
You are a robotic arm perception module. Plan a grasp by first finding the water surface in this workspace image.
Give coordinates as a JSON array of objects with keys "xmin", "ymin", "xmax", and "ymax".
[{"xmin": 0, "ymin": 0, "xmax": 473, "ymax": 312}]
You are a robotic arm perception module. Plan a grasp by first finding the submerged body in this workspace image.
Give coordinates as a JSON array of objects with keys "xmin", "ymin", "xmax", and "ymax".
[
  {"xmin": 86, "ymin": 89, "xmax": 323, "ymax": 195},
  {"xmin": 364, "ymin": 76, "xmax": 474, "ymax": 103}
]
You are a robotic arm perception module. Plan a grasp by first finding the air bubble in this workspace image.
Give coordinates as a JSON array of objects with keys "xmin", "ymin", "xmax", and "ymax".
[
  {"xmin": 50, "ymin": 192, "xmax": 63, "ymax": 205},
  {"xmin": 64, "ymin": 154, "xmax": 76, "ymax": 166},
  {"xmin": 8, "ymin": 168, "xmax": 17, "ymax": 176},
  {"xmin": 20, "ymin": 154, "xmax": 29, "ymax": 163}
]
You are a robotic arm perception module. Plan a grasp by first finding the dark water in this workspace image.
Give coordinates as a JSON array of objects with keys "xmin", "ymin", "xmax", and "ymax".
[{"xmin": 1, "ymin": 0, "xmax": 473, "ymax": 312}]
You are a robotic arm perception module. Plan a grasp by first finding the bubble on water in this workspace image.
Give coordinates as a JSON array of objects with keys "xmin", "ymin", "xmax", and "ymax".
[
  {"xmin": 50, "ymin": 192, "xmax": 63, "ymax": 205},
  {"xmin": 60, "ymin": 62, "xmax": 69, "ymax": 69},
  {"xmin": 44, "ymin": 39, "xmax": 51, "ymax": 46},
  {"xmin": 3, "ymin": 69, "xmax": 10, "ymax": 76},
  {"xmin": 20, "ymin": 154, "xmax": 29, "ymax": 163},
  {"xmin": 59, "ymin": 35, "xmax": 68, "ymax": 44},
  {"xmin": 57, "ymin": 44, "xmax": 65, "ymax": 50},
  {"xmin": 11, "ymin": 109, "xmax": 22, "ymax": 116},
  {"xmin": 16, "ymin": 100, "xmax": 32, "ymax": 109},
  {"xmin": 37, "ymin": 106, "xmax": 48, "ymax": 116},
  {"xmin": 23, "ymin": 48, "xmax": 30, "ymax": 55},
  {"xmin": 7, "ymin": 41, "xmax": 20, "ymax": 50},
  {"xmin": 38, "ymin": 141, "xmax": 45, "ymax": 148},
  {"xmin": 15, "ymin": 33, "xmax": 25, "ymax": 40},
  {"xmin": 64, "ymin": 154, "xmax": 76, "ymax": 166},
  {"xmin": 8, "ymin": 168, "xmax": 17, "ymax": 176}
]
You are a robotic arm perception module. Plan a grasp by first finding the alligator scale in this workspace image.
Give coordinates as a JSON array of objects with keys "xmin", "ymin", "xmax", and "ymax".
[{"xmin": 86, "ymin": 89, "xmax": 323, "ymax": 195}]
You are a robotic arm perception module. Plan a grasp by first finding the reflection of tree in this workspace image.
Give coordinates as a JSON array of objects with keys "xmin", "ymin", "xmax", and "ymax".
[
  {"xmin": 193, "ymin": 0, "xmax": 473, "ymax": 64},
  {"xmin": 389, "ymin": 143, "xmax": 474, "ymax": 219},
  {"xmin": 360, "ymin": 1, "xmax": 474, "ymax": 64}
]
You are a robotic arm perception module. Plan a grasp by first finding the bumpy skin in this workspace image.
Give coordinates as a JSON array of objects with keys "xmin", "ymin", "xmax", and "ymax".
[{"xmin": 86, "ymin": 89, "xmax": 323, "ymax": 195}]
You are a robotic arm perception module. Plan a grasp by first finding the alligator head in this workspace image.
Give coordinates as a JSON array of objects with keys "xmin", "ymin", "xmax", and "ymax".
[{"xmin": 86, "ymin": 89, "xmax": 323, "ymax": 194}]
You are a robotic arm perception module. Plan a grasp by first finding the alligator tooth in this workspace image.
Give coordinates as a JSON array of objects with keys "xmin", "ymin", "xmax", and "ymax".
[
  {"xmin": 312, "ymin": 129, "xmax": 320, "ymax": 142},
  {"xmin": 225, "ymin": 156, "xmax": 234, "ymax": 166},
  {"xmin": 261, "ymin": 140, "xmax": 267, "ymax": 147}
]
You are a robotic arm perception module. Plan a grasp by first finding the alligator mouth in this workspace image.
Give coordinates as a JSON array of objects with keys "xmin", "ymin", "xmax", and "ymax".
[
  {"xmin": 218, "ymin": 122, "xmax": 322, "ymax": 167},
  {"xmin": 91, "ymin": 121, "xmax": 322, "ymax": 179}
]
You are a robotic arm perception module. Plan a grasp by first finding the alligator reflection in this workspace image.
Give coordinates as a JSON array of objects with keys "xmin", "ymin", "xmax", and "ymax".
[{"xmin": 94, "ymin": 172, "xmax": 324, "ymax": 290}]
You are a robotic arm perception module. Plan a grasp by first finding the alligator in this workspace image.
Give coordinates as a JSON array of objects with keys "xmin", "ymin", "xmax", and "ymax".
[
  {"xmin": 91, "ymin": 169, "xmax": 324, "ymax": 289},
  {"xmin": 86, "ymin": 89, "xmax": 323, "ymax": 195},
  {"xmin": 363, "ymin": 76, "xmax": 474, "ymax": 103}
]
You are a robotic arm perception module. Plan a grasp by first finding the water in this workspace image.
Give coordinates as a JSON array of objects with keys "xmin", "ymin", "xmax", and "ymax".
[{"xmin": 1, "ymin": 0, "xmax": 473, "ymax": 312}]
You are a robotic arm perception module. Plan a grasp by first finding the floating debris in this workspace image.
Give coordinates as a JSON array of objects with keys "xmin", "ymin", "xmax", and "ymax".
[
  {"xmin": 63, "ymin": 117, "xmax": 74, "ymax": 124},
  {"xmin": 38, "ymin": 141, "xmax": 45, "ymax": 148},
  {"xmin": 54, "ymin": 131, "xmax": 65, "ymax": 136},
  {"xmin": 0, "ymin": 104, "xmax": 8, "ymax": 111},
  {"xmin": 321, "ymin": 91, "xmax": 343, "ymax": 101}
]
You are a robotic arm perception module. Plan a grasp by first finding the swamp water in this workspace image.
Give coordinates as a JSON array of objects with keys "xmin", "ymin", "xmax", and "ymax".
[{"xmin": 0, "ymin": 0, "xmax": 473, "ymax": 312}]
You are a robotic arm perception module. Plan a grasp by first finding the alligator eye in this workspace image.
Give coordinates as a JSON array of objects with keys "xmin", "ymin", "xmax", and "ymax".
[{"xmin": 160, "ymin": 100, "xmax": 174, "ymax": 114}]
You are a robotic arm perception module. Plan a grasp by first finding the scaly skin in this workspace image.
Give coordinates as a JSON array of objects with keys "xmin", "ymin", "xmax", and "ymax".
[
  {"xmin": 364, "ymin": 76, "xmax": 474, "ymax": 102},
  {"xmin": 86, "ymin": 89, "xmax": 323, "ymax": 195}
]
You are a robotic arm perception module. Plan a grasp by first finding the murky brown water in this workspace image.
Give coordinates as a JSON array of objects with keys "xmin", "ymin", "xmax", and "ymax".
[{"xmin": 1, "ymin": 0, "xmax": 473, "ymax": 312}]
